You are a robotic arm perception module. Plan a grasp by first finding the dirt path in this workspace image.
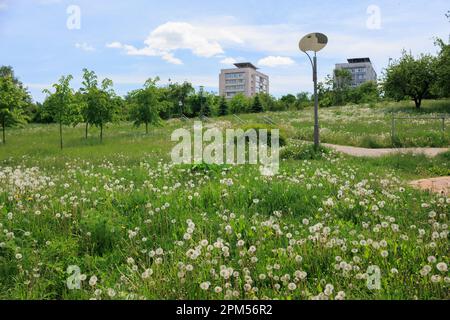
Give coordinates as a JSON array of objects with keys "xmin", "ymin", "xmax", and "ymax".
[
  {"xmin": 323, "ymin": 143, "xmax": 449, "ymax": 158},
  {"xmin": 409, "ymin": 177, "xmax": 450, "ymax": 195}
]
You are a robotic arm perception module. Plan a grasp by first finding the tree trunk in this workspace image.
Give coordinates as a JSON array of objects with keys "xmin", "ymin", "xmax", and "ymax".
[
  {"xmin": 85, "ymin": 122, "xmax": 88, "ymax": 139},
  {"xmin": 414, "ymin": 97, "xmax": 421, "ymax": 109},
  {"xmin": 100, "ymin": 123, "xmax": 103, "ymax": 142},
  {"xmin": 146, "ymin": 122, "xmax": 148, "ymax": 134},
  {"xmin": 59, "ymin": 120, "xmax": 63, "ymax": 150}
]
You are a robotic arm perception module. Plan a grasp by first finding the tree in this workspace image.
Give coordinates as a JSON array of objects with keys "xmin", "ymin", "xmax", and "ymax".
[
  {"xmin": 229, "ymin": 93, "xmax": 249, "ymax": 114},
  {"xmin": 348, "ymin": 81, "xmax": 380, "ymax": 104},
  {"xmin": 434, "ymin": 38, "xmax": 450, "ymax": 98},
  {"xmin": 296, "ymin": 92, "xmax": 311, "ymax": 109},
  {"xmin": 383, "ymin": 52, "xmax": 438, "ymax": 109},
  {"xmin": 0, "ymin": 75, "xmax": 26, "ymax": 144},
  {"xmin": 128, "ymin": 78, "xmax": 162, "ymax": 134},
  {"xmin": 251, "ymin": 95, "xmax": 264, "ymax": 113},
  {"xmin": 80, "ymin": 68, "xmax": 98, "ymax": 139},
  {"xmin": 218, "ymin": 96, "xmax": 228, "ymax": 116},
  {"xmin": 333, "ymin": 69, "xmax": 352, "ymax": 90},
  {"xmin": 90, "ymin": 78, "xmax": 116, "ymax": 141},
  {"xmin": 43, "ymin": 75, "xmax": 81, "ymax": 149},
  {"xmin": 168, "ymin": 81, "xmax": 195, "ymax": 115},
  {"xmin": 280, "ymin": 94, "xmax": 297, "ymax": 110},
  {"xmin": 258, "ymin": 93, "xmax": 278, "ymax": 111}
]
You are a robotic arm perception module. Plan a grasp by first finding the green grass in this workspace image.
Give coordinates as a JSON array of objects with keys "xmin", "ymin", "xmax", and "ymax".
[{"xmin": 0, "ymin": 101, "xmax": 448, "ymax": 300}]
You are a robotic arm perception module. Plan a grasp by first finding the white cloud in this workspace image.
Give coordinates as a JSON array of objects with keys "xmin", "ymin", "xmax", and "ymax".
[
  {"xmin": 258, "ymin": 56, "xmax": 295, "ymax": 67},
  {"xmin": 220, "ymin": 57, "xmax": 237, "ymax": 65},
  {"xmin": 107, "ymin": 22, "xmax": 228, "ymax": 64},
  {"xmin": 106, "ymin": 42, "xmax": 123, "ymax": 49},
  {"xmin": 75, "ymin": 42, "xmax": 95, "ymax": 52}
]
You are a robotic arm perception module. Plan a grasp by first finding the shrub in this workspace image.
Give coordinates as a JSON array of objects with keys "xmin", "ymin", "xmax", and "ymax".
[
  {"xmin": 361, "ymin": 136, "xmax": 384, "ymax": 149},
  {"xmin": 239, "ymin": 123, "xmax": 287, "ymax": 147},
  {"xmin": 80, "ymin": 211, "xmax": 120, "ymax": 256},
  {"xmin": 281, "ymin": 143, "xmax": 331, "ymax": 160}
]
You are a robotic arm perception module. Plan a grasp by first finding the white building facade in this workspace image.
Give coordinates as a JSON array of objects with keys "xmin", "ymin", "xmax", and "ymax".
[
  {"xmin": 219, "ymin": 63, "xmax": 269, "ymax": 99},
  {"xmin": 334, "ymin": 58, "xmax": 377, "ymax": 87}
]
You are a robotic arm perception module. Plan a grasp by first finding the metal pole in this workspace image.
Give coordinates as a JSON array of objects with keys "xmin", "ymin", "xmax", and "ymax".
[
  {"xmin": 391, "ymin": 115, "xmax": 395, "ymax": 146},
  {"xmin": 313, "ymin": 52, "xmax": 319, "ymax": 149}
]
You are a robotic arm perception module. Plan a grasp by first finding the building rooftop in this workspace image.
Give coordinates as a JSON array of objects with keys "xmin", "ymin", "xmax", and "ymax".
[
  {"xmin": 347, "ymin": 58, "xmax": 372, "ymax": 64},
  {"xmin": 234, "ymin": 62, "xmax": 258, "ymax": 70}
]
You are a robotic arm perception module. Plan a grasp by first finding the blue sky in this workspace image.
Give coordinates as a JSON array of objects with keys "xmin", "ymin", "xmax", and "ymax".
[{"xmin": 0, "ymin": 0, "xmax": 449, "ymax": 102}]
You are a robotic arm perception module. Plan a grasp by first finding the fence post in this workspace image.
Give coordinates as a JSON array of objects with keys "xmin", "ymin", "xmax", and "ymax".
[
  {"xmin": 442, "ymin": 116, "xmax": 446, "ymax": 133},
  {"xmin": 391, "ymin": 115, "xmax": 396, "ymax": 146}
]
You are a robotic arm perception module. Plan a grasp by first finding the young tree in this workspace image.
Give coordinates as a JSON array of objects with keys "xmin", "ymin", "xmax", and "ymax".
[
  {"xmin": 218, "ymin": 96, "xmax": 229, "ymax": 116},
  {"xmin": 0, "ymin": 75, "xmax": 26, "ymax": 144},
  {"xmin": 383, "ymin": 52, "xmax": 437, "ymax": 109},
  {"xmin": 128, "ymin": 78, "xmax": 162, "ymax": 134},
  {"xmin": 80, "ymin": 68, "xmax": 98, "ymax": 139},
  {"xmin": 251, "ymin": 95, "xmax": 264, "ymax": 113},
  {"xmin": 90, "ymin": 78, "xmax": 116, "ymax": 141},
  {"xmin": 43, "ymin": 75, "xmax": 81, "ymax": 149}
]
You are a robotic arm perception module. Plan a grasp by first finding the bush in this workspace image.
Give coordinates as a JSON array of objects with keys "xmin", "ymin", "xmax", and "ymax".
[
  {"xmin": 239, "ymin": 123, "xmax": 287, "ymax": 147},
  {"xmin": 80, "ymin": 211, "xmax": 120, "ymax": 256},
  {"xmin": 361, "ymin": 136, "xmax": 384, "ymax": 149},
  {"xmin": 281, "ymin": 143, "xmax": 331, "ymax": 160}
]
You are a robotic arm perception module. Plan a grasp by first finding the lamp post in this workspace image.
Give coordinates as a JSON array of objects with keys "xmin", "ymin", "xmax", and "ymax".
[
  {"xmin": 299, "ymin": 33, "xmax": 328, "ymax": 150},
  {"xmin": 199, "ymin": 86, "xmax": 204, "ymax": 117}
]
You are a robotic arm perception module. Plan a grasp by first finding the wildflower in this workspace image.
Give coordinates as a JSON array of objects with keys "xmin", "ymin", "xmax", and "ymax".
[
  {"xmin": 15, "ymin": 253, "xmax": 22, "ymax": 260},
  {"xmin": 436, "ymin": 262, "xmax": 448, "ymax": 272},
  {"xmin": 89, "ymin": 276, "xmax": 98, "ymax": 286},
  {"xmin": 431, "ymin": 275, "xmax": 442, "ymax": 283},
  {"xmin": 107, "ymin": 288, "xmax": 116, "ymax": 297},
  {"xmin": 200, "ymin": 282, "xmax": 210, "ymax": 290},
  {"xmin": 141, "ymin": 268, "xmax": 153, "ymax": 279},
  {"xmin": 288, "ymin": 283, "xmax": 297, "ymax": 291},
  {"xmin": 335, "ymin": 291, "xmax": 346, "ymax": 300}
]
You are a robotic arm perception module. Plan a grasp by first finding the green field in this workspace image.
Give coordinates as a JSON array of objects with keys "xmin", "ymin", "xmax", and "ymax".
[{"xmin": 0, "ymin": 101, "xmax": 449, "ymax": 300}]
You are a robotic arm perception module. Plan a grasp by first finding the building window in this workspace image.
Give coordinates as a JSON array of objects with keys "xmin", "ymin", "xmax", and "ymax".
[{"xmin": 225, "ymin": 73, "xmax": 244, "ymax": 79}]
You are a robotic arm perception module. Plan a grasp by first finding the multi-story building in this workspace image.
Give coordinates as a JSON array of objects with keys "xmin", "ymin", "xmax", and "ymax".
[
  {"xmin": 334, "ymin": 58, "xmax": 377, "ymax": 87},
  {"xmin": 219, "ymin": 62, "xmax": 269, "ymax": 99}
]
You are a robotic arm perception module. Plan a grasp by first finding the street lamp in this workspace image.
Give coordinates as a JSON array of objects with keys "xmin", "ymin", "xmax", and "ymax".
[{"xmin": 299, "ymin": 32, "xmax": 328, "ymax": 150}]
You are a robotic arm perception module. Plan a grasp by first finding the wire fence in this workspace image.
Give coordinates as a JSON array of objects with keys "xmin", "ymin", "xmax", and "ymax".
[{"xmin": 391, "ymin": 115, "xmax": 448, "ymax": 146}]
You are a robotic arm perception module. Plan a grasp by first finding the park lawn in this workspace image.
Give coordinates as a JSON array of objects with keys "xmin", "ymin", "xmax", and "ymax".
[{"xmin": 0, "ymin": 100, "xmax": 448, "ymax": 300}]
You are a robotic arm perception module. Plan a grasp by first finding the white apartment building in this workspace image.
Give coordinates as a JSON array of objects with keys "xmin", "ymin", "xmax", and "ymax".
[
  {"xmin": 219, "ymin": 62, "xmax": 269, "ymax": 99},
  {"xmin": 334, "ymin": 58, "xmax": 377, "ymax": 87}
]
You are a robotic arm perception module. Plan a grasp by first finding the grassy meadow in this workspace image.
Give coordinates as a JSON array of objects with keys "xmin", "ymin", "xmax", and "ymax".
[{"xmin": 0, "ymin": 100, "xmax": 449, "ymax": 300}]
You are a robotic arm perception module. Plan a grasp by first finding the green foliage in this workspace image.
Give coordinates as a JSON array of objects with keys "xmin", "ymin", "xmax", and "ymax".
[
  {"xmin": 251, "ymin": 95, "xmax": 263, "ymax": 113},
  {"xmin": 128, "ymin": 77, "xmax": 162, "ymax": 134},
  {"xmin": 229, "ymin": 93, "xmax": 250, "ymax": 114},
  {"xmin": 43, "ymin": 75, "xmax": 82, "ymax": 148},
  {"xmin": 80, "ymin": 211, "xmax": 120, "ymax": 257},
  {"xmin": 167, "ymin": 81, "xmax": 195, "ymax": 116},
  {"xmin": 281, "ymin": 142, "xmax": 331, "ymax": 160},
  {"xmin": 218, "ymin": 96, "xmax": 228, "ymax": 116},
  {"xmin": 383, "ymin": 51, "xmax": 438, "ymax": 109},
  {"xmin": 240, "ymin": 123, "xmax": 287, "ymax": 147},
  {"xmin": 433, "ymin": 39, "xmax": 450, "ymax": 98},
  {"xmin": 0, "ymin": 66, "xmax": 30, "ymax": 143}
]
